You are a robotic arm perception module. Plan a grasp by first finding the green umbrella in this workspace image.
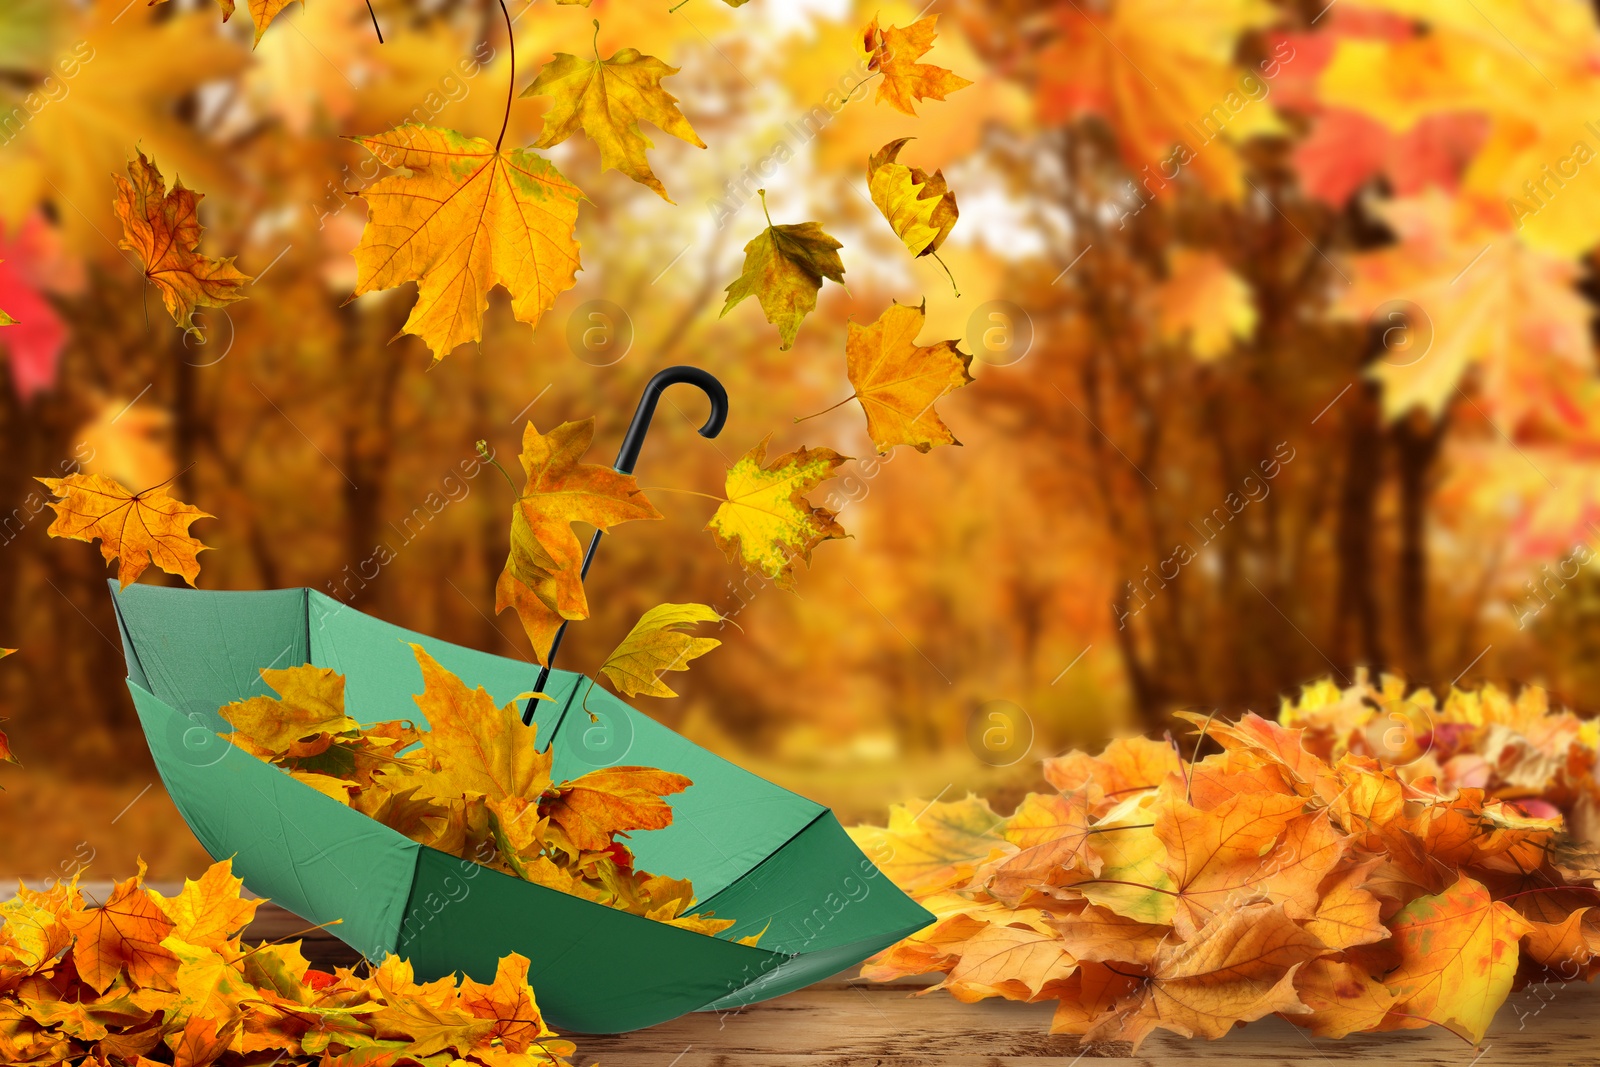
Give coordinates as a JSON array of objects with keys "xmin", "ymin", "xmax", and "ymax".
[{"xmin": 107, "ymin": 369, "xmax": 932, "ymax": 1034}]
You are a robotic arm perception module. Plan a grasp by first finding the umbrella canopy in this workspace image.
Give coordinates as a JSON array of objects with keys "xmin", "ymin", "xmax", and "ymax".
[{"xmin": 109, "ymin": 582, "xmax": 933, "ymax": 1034}]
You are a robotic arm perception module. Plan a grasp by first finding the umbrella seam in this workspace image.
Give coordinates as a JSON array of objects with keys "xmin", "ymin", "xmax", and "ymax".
[
  {"xmin": 106, "ymin": 583, "xmax": 152, "ymax": 689},
  {"xmin": 543, "ymin": 676, "xmax": 583, "ymax": 747},
  {"xmin": 695, "ymin": 806, "xmax": 831, "ymax": 919}
]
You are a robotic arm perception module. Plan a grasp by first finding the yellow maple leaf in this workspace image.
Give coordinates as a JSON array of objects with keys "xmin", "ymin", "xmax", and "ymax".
[
  {"xmin": 493, "ymin": 419, "xmax": 662, "ymax": 662},
  {"xmin": 1383, "ymin": 874, "xmax": 1532, "ymax": 1042},
  {"xmin": 862, "ymin": 14, "xmax": 973, "ymax": 116},
  {"xmin": 349, "ymin": 124, "xmax": 584, "ymax": 361},
  {"xmin": 705, "ymin": 436, "xmax": 848, "ymax": 590},
  {"xmin": 113, "ymin": 150, "xmax": 251, "ymax": 338},
  {"xmin": 846, "ymin": 794, "xmax": 1010, "ymax": 897},
  {"xmin": 219, "ymin": 664, "xmax": 358, "ymax": 760},
  {"xmin": 148, "ymin": 860, "xmax": 260, "ymax": 951},
  {"xmin": 521, "ymin": 24, "xmax": 705, "ymax": 202},
  {"xmin": 36, "ymin": 472, "xmax": 213, "ymax": 589},
  {"xmin": 721, "ymin": 190, "xmax": 845, "ymax": 351},
  {"xmin": 598, "ymin": 602, "xmax": 722, "ymax": 699},
  {"xmin": 843, "ymin": 300, "xmax": 973, "ymax": 454},
  {"xmin": 406, "ymin": 644, "xmax": 554, "ymax": 806},
  {"xmin": 867, "ymin": 137, "xmax": 959, "ymax": 292},
  {"xmin": 1154, "ymin": 247, "xmax": 1255, "ymax": 361}
]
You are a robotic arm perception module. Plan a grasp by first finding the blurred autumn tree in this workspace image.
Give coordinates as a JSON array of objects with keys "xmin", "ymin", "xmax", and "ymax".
[
  {"xmin": 0, "ymin": 0, "xmax": 1597, "ymax": 876},
  {"xmin": 949, "ymin": 0, "xmax": 1600, "ymax": 724}
]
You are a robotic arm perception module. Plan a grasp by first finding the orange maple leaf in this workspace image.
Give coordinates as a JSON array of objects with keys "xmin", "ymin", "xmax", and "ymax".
[
  {"xmin": 63, "ymin": 860, "xmax": 180, "ymax": 993},
  {"xmin": 113, "ymin": 150, "xmax": 251, "ymax": 337},
  {"xmin": 543, "ymin": 766, "xmax": 692, "ymax": 854},
  {"xmin": 862, "ymin": 14, "xmax": 973, "ymax": 116},
  {"xmin": 1086, "ymin": 902, "xmax": 1322, "ymax": 1050},
  {"xmin": 494, "ymin": 419, "xmax": 662, "ymax": 662},
  {"xmin": 842, "ymin": 300, "xmax": 974, "ymax": 455},
  {"xmin": 36, "ymin": 472, "xmax": 213, "ymax": 589}
]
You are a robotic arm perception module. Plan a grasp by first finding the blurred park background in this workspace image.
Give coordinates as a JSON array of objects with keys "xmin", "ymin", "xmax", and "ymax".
[{"xmin": 3, "ymin": 0, "xmax": 1599, "ymax": 879}]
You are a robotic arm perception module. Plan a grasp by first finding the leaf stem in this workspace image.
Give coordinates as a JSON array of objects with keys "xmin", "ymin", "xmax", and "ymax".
[
  {"xmin": 793, "ymin": 394, "xmax": 857, "ymax": 424},
  {"xmin": 841, "ymin": 70, "xmax": 882, "ymax": 104},
  {"xmin": 592, "ymin": 18, "xmax": 601, "ymax": 60},
  {"xmin": 668, "ymin": 0, "xmax": 691, "ymax": 12},
  {"xmin": 930, "ymin": 249, "xmax": 960, "ymax": 297},
  {"xmin": 496, "ymin": 0, "xmax": 514, "ymax": 151},
  {"xmin": 639, "ymin": 486, "xmax": 728, "ymax": 504},
  {"xmin": 364, "ymin": 0, "xmax": 383, "ymax": 43},
  {"xmin": 133, "ymin": 463, "xmax": 197, "ymax": 500},
  {"xmin": 757, "ymin": 188, "xmax": 774, "ymax": 229},
  {"xmin": 478, "ymin": 440, "xmax": 517, "ymax": 492}
]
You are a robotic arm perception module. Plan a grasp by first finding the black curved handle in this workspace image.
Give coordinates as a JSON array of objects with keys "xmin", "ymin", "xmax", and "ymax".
[
  {"xmin": 523, "ymin": 366, "xmax": 729, "ymax": 723},
  {"xmin": 614, "ymin": 366, "xmax": 729, "ymax": 474}
]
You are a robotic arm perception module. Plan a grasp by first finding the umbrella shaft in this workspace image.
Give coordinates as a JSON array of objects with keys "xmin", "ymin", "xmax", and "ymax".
[{"xmin": 523, "ymin": 527, "xmax": 605, "ymax": 724}]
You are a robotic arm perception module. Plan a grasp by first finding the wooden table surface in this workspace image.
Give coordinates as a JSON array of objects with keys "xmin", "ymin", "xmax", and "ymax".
[
  {"xmin": 241, "ymin": 901, "xmax": 1600, "ymax": 1066},
  {"xmin": 27, "ymin": 891, "xmax": 1600, "ymax": 1066}
]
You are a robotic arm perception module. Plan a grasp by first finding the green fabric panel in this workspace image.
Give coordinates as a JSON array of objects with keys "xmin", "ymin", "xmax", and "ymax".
[
  {"xmin": 305, "ymin": 590, "xmax": 581, "ymax": 729},
  {"xmin": 551, "ymin": 683, "xmax": 824, "ymax": 900},
  {"xmin": 400, "ymin": 848, "xmax": 786, "ymax": 1034},
  {"xmin": 700, "ymin": 930, "xmax": 923, "ymax": 1012},
  {"xmin": 110, "ymin": 584, "xmax": 309, "ymax": 730},
  {"xmin": 130, "ymin": 681, "xmax": 419, "ymax": 961},
  {"xmin": 696, "ymin": 812, "xmax": 933, "ymax": 955}
]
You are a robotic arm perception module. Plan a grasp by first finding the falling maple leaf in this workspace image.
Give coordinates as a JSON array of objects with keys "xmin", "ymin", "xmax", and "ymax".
[
  {"xmin": 597, "ymin": 602, "xmax": 722, "ymax": 699},
  {"xmin": 1154, "ymin": 247, "xmax": 1256, "ymax": 361},
  {"xmin": 867, "ymin": 138, "xmax": 959, "ymax": 293},
  {"xmin": 349, "ymin": 124, "xmax": 584, "ymax": 361},
  {"xmin": 36, "ymin": 472, "xmax": 213, "ymax": 589},
  {"xmin": 521, "ymin": 24, "xmax": 706, "ymax": 202},
  {"xmin": 721, "ymin": 189, "xmax": 845, "ymax": 351},
  {"xmin": 840, "ymin": 300, "xmax": 973, "ymax": 454},
  {"xmin": 705, "ymin": 435, "xmax": 848, "ymax": 591},
  {"xmin": 113, "ymin": 150, "xmax": 252, "ymax": 338},
  {"xmin": 861, "ymin": 14, "xmax": 973, "ymax": 116},
  {"xmin": 493, "ymin": 419, "xmax": 662, "ymax": 662}
]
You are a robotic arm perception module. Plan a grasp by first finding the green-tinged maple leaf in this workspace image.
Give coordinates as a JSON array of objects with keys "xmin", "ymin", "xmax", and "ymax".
[
  {"xmin": 705, "ymin": 436, "xmax": 848, "ymax": 590},
  {"xmin": 721, "ymin": 190, "xmax": 845, "ymax": 350},
  {"xmin": 598, "ymin": 603, "xmax": 722, "ymax": 698}
]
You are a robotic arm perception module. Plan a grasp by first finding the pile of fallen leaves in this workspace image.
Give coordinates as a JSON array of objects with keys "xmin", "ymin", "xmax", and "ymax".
[
  {"xmin": 849, "ymin": 672, "xmax": 1600, "ymax": 1048},
  {"xmin": 0, "ymin": 859, "xmax": 578, "ymax": 1066},
  {"xmin": 221, "ymin": 644, "xmax": 752, "ymax": 940}
]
